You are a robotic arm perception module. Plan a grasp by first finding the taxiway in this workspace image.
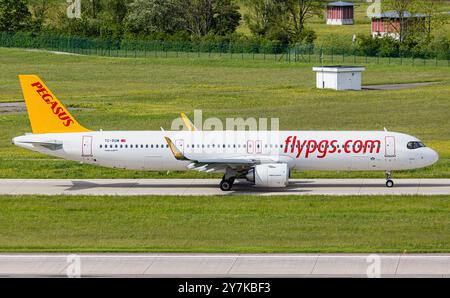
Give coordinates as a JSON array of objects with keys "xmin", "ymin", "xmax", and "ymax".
[
  {"xmin": 0, "ymin": 253, "xmax": 448, "ymax": 277},
  {"xmin": 0, "ymin": 178, "xmax": 449, "ymax": 196}
]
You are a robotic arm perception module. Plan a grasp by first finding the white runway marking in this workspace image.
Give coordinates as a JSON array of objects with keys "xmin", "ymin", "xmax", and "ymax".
[
  {"xmin": 0, "ymin": 253, "xmax": 448, "ymax": 277},
  {"xmin": 0, "ymin": 179, "xmax": 449, "ymax": 196}
]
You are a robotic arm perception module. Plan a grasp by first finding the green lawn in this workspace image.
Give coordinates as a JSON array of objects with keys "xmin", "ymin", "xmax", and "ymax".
[
  {"xmin": 0, "ymin": 195, "xmax": 448, "ymax": 252},
  {"xmin": 236, "ymin": 2, "xmax": 373, "ymax": 45},
  {"xmin": 237, "ymin": 1, "xmax": 450, "ymax": 46},
  {"xmin": 0, "ymin": 48, "xmax": 449, "ymax": 179},
  {"xmin": 308, "ymin": 1, "xmax": 372, "ymax": 46}
]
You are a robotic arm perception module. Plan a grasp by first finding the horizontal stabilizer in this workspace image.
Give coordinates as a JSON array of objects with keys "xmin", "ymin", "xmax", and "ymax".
[{"xmin": 20, "ymin": 140, "xmax": 63, "ymax": 150}]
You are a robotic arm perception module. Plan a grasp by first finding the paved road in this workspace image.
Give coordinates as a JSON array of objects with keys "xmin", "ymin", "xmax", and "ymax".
[
  {"xmin": 0, "ymin": 102, "xmax": 92, "ymax": 114},
  {"xmin": 0, "ymin": 253, "xmax": 448, "ymax": 277},
  {"xmin": 0, "ymin": 179, "xmax": 449, "ymax": 196},
  {"xmin": 363, "ymin": 82, "xmax": 438, "ymax": 90}
]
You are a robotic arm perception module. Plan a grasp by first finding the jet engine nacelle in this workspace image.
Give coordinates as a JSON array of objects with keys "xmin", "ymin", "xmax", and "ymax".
[{"xmin": 246, "ymin": 163, "xmax": 289, "ymax": 187}]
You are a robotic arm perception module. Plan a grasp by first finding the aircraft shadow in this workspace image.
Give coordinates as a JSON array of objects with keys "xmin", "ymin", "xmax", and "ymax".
[
  {"xmin": 67, "ymin": 181, "xmax": 218, "ymax": 191},
  {"xmin": 66, "ymin": 180, "xmax": 311, "ymax": 194}
]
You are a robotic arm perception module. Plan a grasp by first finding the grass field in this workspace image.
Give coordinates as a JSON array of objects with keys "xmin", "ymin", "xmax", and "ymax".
[
  {"xmin": 0, "ymin": 195, "xmax": 448, "ymax": 252},
  {"xmin": 0, "ymin": 47, "xmax": 449, "ymax": 179},
  {"xmin": 237, "ymin": 1, "xmax": 450, "ymax": 46}
]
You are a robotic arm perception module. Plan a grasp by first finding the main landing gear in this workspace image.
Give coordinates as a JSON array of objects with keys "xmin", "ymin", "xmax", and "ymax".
[
  {"xmin": 220, "ymin": 177, "xmax": 235, "ymax": 191},
  {"xmin": 220, "ymin": 169, "xmax": 237, "ymax": 191},
  {"xmin": 385, "ymin": 171, "xmax": 394, "ymax": 188}
]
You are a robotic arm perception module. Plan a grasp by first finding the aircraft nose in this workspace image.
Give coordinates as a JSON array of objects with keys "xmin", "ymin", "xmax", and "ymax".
[
  {"xmin": 11, "ymin": 137, "xmax": 16, "ymax": 145},
  {"xmin": 429, "ymin": 149, "xmax": 439, "ymax": 165},
  {"xmin": 423, "ymin": 148, "xmax": 439, "ymax": 166}
]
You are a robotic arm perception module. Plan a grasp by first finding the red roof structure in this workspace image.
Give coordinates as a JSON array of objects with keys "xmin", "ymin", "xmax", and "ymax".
[
  {"xmin": 327, "ymin": 1, "xmax": 355, "ymax": 25},
  {"xmin": 371, "ymin": 11, "xmax": 426, "ymax": 40}
]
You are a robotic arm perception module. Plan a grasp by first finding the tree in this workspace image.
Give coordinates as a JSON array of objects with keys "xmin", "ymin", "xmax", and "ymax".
[
  {"xmin": 29, "ymin": 0, "xmax": 59, "ymax": 31},
  {"xmin": 103, "ymin": 0, "xmax": 129, "ymax": 24},
  {"xmin": 243, "ymin": 0, "xmax": 281, "ymax": 36},
  {"xmin": 278, "ymin": 0, "xmax": 322, "ymax": 42},
  {"xmin": 415, "ymin": 0, "xmax": 449, "ymax": 42},
  {"xmin": 29, "ymin": 0, "xmax": 49, "ymax": 30},
  {"xmin": 211, "ymin": 0, "xmax": 241, "ymax": 35},
  {"xmin": 384, "ymin": 0, "xmax": 419, "ymax": 42},
  {"xmin": 124, "ymin": 0, "xmax": 185, "ymax": 35},
  {"xmin": 99, "ymin": 0, "xmax": 130, "ymax": 39},
  {"xmin": 0, "ymin": 0, "xmax": 31, "ymax": 32},
  {"xmin": 182, "ymin": 0, "xmax": 214, "ymax": 36},
  {"xmin": 182, "ymin": 0, "xmax": 241, "ymax": 37},
  {"xmin": 243, "ymin": 0, "xmax": 318, "ymax": 44},
  {"xmin": 88, "ymin": 0, "xmax": 102, "ymax": 19}
]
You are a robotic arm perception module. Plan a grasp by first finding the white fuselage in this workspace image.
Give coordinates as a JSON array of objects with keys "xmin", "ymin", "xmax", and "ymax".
[{"xmin": 13, "ymin": 130, "xmax": 439, "ymax": 172}]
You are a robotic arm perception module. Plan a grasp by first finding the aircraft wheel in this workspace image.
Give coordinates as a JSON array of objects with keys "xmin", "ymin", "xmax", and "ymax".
[
  {"xmin": 220, "ymin": 179, "xmax": 233, "ymax": 191},
  {"xmin": 386, "ymin": 179, "xmax": 394, "ymax": 188}
]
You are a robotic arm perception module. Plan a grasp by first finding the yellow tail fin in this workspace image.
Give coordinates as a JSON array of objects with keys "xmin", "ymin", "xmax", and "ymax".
[{"xmin": 19, "ymin": 75, "xmax": 91, "ymax": 133}]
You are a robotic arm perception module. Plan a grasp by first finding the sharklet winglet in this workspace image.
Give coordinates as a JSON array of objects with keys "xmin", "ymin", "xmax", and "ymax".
[
  {"xmin": 164, "ymin": 136, "xmax": 189, "ymax": 161},
  {"xmin": 180, "ymin": 113, "xmax": 198, "ymax": 131}
]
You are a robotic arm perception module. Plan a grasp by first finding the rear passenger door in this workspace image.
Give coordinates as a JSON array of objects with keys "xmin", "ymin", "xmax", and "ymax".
[
  {"xmin": 82, "ymin": 136, "xmax": 93, "ymax": 157},
  {"xmin": 385, "ymin": 136, "xmax": 396, "ymax": 157}
]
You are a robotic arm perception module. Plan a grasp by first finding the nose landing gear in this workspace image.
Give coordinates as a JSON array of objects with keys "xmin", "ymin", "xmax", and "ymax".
[{"xmin": 385, "ymin": 171, "xmax": 394, "ymax": 188}]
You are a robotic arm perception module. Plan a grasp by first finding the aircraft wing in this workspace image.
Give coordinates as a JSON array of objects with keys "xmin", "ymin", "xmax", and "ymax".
[
  {"xmin": 192, "ymin": 158, "xmax": 255, "ymax": 164},
  {"xmin": 164, "ymin": 137, "xmax": 293, "ymax": 172}
]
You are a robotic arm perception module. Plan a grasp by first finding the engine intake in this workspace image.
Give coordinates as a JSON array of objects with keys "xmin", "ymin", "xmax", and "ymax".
[{"xmin": 246, "ymin": 163, "xmax": 289, "ymax": 187}]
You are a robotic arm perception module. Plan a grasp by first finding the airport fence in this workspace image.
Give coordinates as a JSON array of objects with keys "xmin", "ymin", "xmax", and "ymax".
[{"xmin": 1, "ymin": 32, "xmax": 449, "ymax": 67}]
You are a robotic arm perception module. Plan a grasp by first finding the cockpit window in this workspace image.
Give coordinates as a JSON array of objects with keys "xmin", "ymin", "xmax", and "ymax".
[{"xmin": 407, "ymin": 141, "xmax": 426, "ymax": 150}]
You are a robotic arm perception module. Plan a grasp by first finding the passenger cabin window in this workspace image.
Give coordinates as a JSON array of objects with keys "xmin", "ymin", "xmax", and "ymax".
[{"xmin": 407, "ymin": 141, "xmax": 426, "ymax": 150}]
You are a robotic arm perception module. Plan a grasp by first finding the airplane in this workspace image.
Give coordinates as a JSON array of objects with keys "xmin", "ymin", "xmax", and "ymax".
[{"xmin": 12, "ymin": 75, "xmax": 439, "ymax": 191}]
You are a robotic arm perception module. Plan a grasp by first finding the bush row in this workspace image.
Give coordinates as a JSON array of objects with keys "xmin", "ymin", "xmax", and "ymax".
[{"xmin": 0, "ymin": 31, "xmax": 448, "ymax": 59}]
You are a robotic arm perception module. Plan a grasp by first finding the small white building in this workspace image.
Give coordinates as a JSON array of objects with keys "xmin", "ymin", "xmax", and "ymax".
[{"xmin": 312, "ymin": 66, "xmax": 365, "ymax": 90}]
